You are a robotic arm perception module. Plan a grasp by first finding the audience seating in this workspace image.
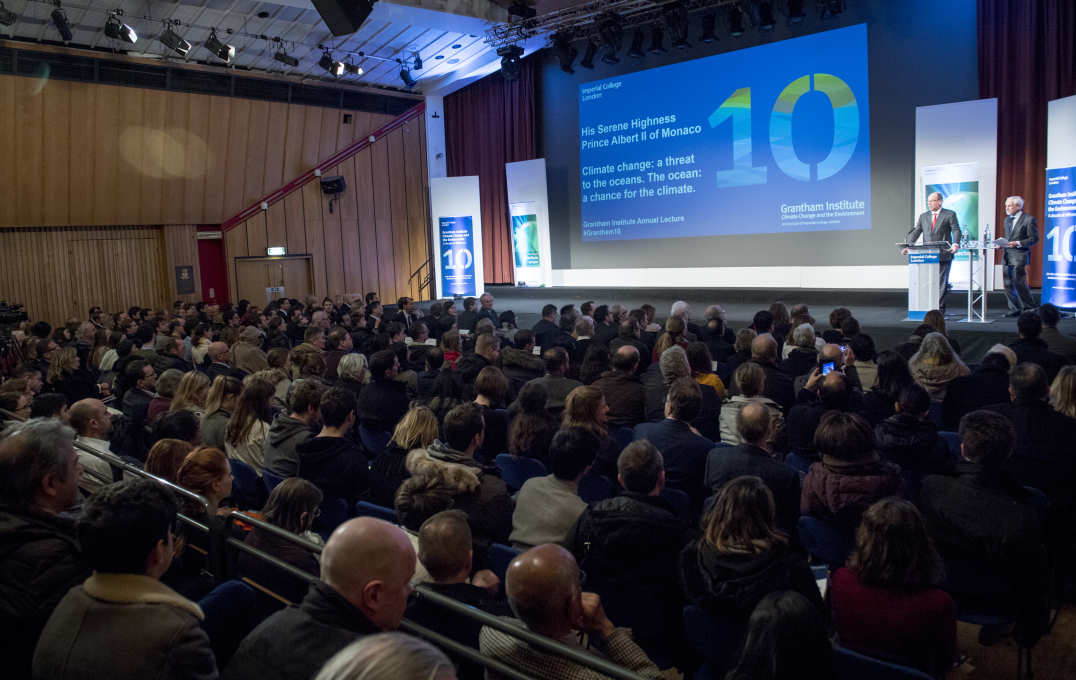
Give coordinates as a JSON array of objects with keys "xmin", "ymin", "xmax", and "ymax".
[
  {"xmin": 928, "ymin": 401, "xmax": 944, "ymax": 428},
  {"xmin": 228, "ymin": 458, "xmax": 264, "ymax": 509},
  {"xmin": 660, "ymin": 487, "xmax": 691, "ymax": 523},
  {"xmin": 354, "ymin": 500, "xmax": 396, "ymax": 523},
  {"xmin": 313, "ymin": 497, "xmax": 350, "ymax": 540},
  {"xmin": 261, "ymin": 469, "xmax": 286, "ymax": 494},
  {"xmin": 937, "ymin": 431, "xmax": 961, "ymax": 458},
  {"xmin": 831, "ymin": 644, "xmax": 933, "ymax": 680},
  {"xmin": 612, "ymin": 426, "xmax": 635, "ymax": 450},
  {"xmin": 683, "ymin": 604, "xmax": 745, "ymax": 680},
  {"xmin": 494, "ymin": 453, "xmax": 547, "ymax": 492},
  {"xmin": 358, "ymin": 424, "xmax": 391, "ymax": 458},
  {"xmin": 488, "ymin": 543, "xmax": 523, "ymax": 583},
  {"xmin": 785, "ymin": 452, "xmax": 812, "ymax": 478},
  {"xmin": 798, "ymin": 516, "xmax": 853, "ymax": 569},
  {"xmin": 198, "ymin": 580, "xmax": 259, "ymax": 669},
  {"xmin": 578, "ymin": 471, "xmax": 615, "ymax": 503}
]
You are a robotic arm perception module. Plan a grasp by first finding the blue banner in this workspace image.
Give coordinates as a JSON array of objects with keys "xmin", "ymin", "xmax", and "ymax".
[
  {"xmin": 1043, "ymin": 166, "xmax": 1076, "ymax": 309},
  {"xmin": 438, "ymin": 216, "xmax": 477, "ymax": 297},
  {"xmin": 908, "ymin": 250, "xmax": 939, "ymax": 264}
]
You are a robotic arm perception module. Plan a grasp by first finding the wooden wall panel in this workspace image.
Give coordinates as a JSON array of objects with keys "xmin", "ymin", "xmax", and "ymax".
[
  {"xmin": 265, "ymin": 201, "xmax": 287, "ymax": 251},
  {"xmin": 247, "ymin": 212, "xmax": 268, "ymax": 258},
  {"xmin": 0, "ymin": 75, "xmax": 411, "ymax": 228},
  {"xmin": 370, "ymin": 135, "xmax": 398, "ymax": 302},
  {"xmin": 302, "ymin": 181, "xmax": 327, "ymax": 298},
  {"xmin": 404, "ymin": 118, "xmax": 430, "ymax": 300},
  {"xmin": 337, "ymin": 156, "xmax": 363, "ymax": 295},
  {"xmin": 354, "ymin": 147, "xmax": 381, "ymax": 298},
  {"xmin": 161, "ymin": 224, "xmax": 202, "ymax": 303},
  {"xmin": 223, "ymin": 223, "xmax": 248, "ymax": 305},
  {"xmin": 283, "ymin": 193, "xmax": 307, "ymax": 254},
  {"xmin": 387, "ymin": 128, "xmax": 411, "ymax": 301}
]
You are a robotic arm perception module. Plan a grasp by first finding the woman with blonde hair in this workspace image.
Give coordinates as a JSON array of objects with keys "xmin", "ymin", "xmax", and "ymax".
[
  {"xmin": 144, "ymin": 438, "xmax": 194, "ymax": 483},
  {"xmin": 170, "ymin": 371, "xmax": 210, "ymax": 416},
  {"xmin": 201, "ymin": 376, "xmax": 242, "ymax": 450},
  {"xmin": 652, "ymin": 315, "xmax": 689, "ymax": 362},
  {"xmin": 680, "ymin": 476, "xmax": 822, "ymax": 622},
  {"xmin": 562, "ymin": 385, "xmax": 621, "ymax": 479},
  {"xmin": 908, "ymin": 332, "xmax": 969, "ymax": 401},
  {"xmin": 369, "ymin": 405, "xmax": 439, "ymax": 507},
  {"xmin": 45, "ymin": 346, "xmax": 103, "ymax": 405},
  {"xmin": 224, "ymin": 378, "xmax": 275, "ymax": 473},
  {"xmin": 1050, "ymin": 365, "xmax": 1076, "ymax": 419}
]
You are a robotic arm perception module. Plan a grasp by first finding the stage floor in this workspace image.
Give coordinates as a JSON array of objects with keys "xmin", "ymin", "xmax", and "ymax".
[{"xmin": 480, "ymin": 285, "xmax": 1072, "ymax": 363}]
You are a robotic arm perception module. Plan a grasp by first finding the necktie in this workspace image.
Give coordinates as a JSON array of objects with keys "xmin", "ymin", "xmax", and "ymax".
[{"xmin": 931, "ymin": 212, "xmax": 937, "ymax": 229}]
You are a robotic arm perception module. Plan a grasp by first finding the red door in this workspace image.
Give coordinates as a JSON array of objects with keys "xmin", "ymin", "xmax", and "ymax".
[{"xmin": 197, "ymin": 227, "xmax": 229, "ymax": 304}]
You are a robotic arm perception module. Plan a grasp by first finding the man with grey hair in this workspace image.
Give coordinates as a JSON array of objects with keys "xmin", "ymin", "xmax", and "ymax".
[
  {"xmin": 740, "ymin": 334, "xmax": 795, "ymax": 413},
  {"xmin": 1001, "ymin": 195, "xmax": 1039, "ymax": 316},
  {"xmin": 779, "ymin": 323, "xmax": 819, "ymax": 378},
  {"xmin": 0, "ymin": 418, "xmax": 90, "ymax": 677},
  {"xmin": 670, "ymin": 300, "xmax": 699, "ymax": 340},
  {"xmin": 942, "ymin": 345, "xmax": 1016, "ymax": 430},
  {"xmin": 904, "ymin": 191, "xmax": 962, "ymax": 311},
  {"xmin": 643, "ymin": 345, "xmax": 690, "ymax": 421}
]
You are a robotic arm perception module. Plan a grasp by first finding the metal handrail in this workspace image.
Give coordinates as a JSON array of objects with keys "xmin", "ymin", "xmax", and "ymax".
[{"xmin": 399, "ymin": 620, "xmax": 535, "ymax": 680}]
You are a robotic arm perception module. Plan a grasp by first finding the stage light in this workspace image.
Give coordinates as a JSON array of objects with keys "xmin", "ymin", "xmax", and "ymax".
[
  {"xmin": 104, "ymin": 12, "xmax": 137, "ymax": 44},
  {"xmin": 699, "ymin": 11, "xmax": 718, "ymax": 43},
  {"xmin": 627, "ymin": 29, "xmax": 645, "ymax": 59},
  {"xmin": 552, "ymin": 33, "xmax": 578, "ymax": 73},
  {"xmin": 51, "ymin": 4, "xmax": 72, "ymax": 43},
  {"xmin": 160, "ymin": 25, "xmax": 191, "ymax": 56},
  {"xmin": 0, "ymin": 3, "xmax": 18, "ymax": 27},
  {"xmin": 727, "ymin": 5, "xmax": 746, "ymax": 37},
  {"xmin": 820, "ymin": 0, "xmax": 844, "ymax": 18},
  {"xmin": 598, "ymin": 14, "xmax": 623, "ymax": 64},
  {"xmin": 579, "ymin": 40, "xmax": 597, "ymax": 69},
  {"xmin": 318, "ymin": 50, "xmax": 344, "ymax": 76},
  {"xmin": 497, "ymin": 44, "xmax": 524, "ymax": 80},
  {"xmin": 663, "ymin": 2, "xmax": 690, "ymax": 49},
  {"xmin": 399, "ymin": 67, "xmax": 417, "ymax": 88},
  {"xmin": 756, "ymin": 2, "xmax": 776, "ymax": 31},
  {"xmin": 788, "ymin": 0, "xmax": 806, "ymax": 23},
  {"xmin": 205, "ymin": 29, "xmax": 234, "ymax": 63},
  {"xmin": 648, "ymin": 26, "xmax": 666, "ymax": 55},
  {"xmin": 344, "ymin": 61, "xmax": 363, "ymax": 75},
  {"xmin": 274, "ymin": 50, "xmax": 298, "ymax": 67}
]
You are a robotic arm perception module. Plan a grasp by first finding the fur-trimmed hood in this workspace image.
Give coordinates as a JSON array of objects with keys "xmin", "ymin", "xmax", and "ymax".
[
  {"xmin": 404, "ymin": 442, "xmax": 482, "ymax": 494},
  {"xmin": 84, "ymin": 573, "xmax": 204, "ymax": 620}
]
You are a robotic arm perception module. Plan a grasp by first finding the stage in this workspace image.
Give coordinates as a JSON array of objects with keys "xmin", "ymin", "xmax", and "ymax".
[{"xmin": 480, "ymin": 285, "xmax": 1072, "ymax": 363}]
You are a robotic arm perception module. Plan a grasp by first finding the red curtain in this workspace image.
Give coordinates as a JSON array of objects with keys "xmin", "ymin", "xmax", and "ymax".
[
  {"xmin": 444, "ymin": 58, "xmax": 538, "ymax": 284},
  {"xmin": 979, "ymin": 0, "xmax": 1076, "ymax": 286}
]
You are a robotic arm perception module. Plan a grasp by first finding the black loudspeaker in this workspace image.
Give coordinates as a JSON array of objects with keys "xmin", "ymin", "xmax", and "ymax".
[
  {"xmin": 320, "ymin": 176, "xmax": 346, "ymax": 195},
  {"xmin": 310, "ymin": 0, "xmax": 377, "ymax": 37}
]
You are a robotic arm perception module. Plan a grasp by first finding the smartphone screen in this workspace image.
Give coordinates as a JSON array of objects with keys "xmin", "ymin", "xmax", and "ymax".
[{"xmin": 821, "ymin": 361, "xmax": 836, "ymax": 375}]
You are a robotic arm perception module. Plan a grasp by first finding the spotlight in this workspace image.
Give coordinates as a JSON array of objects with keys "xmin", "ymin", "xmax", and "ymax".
[
  {"xmin": 51, "ymin": 5, "xmax": 72, "ymax": 43},
  {"xmin": 756, "ymin": 2, "xmax": 776, "ymax": 30},
  {"xmin": 413, "ymin": 53, "xmax": 422, "ymax": 70},
  {"xmin": 598, "ymin": 14, "xmax": 623, "ymax": 65},
  {"xmin": 160, "ymin": 25, "xmax": 191, "ymax": 56},
  {"xmin": 318, "ymin": 50, "xmax": 344, "ymax": 76},
  {"xmin": 648, "ymin": 26, "xmax": 666, "ymax": 55},
  {"xmin": 104, "ymin": 12, "xmax": 138, "ymax": 44},
  {"xmin": 820, "ymin": 0, "xmax": 844, "ymax": 18},
  {"xmin": 699, "ymin": 11, "xmax": 717, "ymax": 43},
  {"xmin": 0, "ymin": 3, "xmax": 17, "ymax": 27},
  {"xmin": 344, "ymin": 61, "xmax": 363, "ymax": 75},
  {"xmin": 552, "ymin": 33, "xmax": 578, "ymax": 73},
  {"xmin": 663, "ymin": 2, "xmax": 691, "ymax": 49},
  {"xmin": 579, "ymin": 40, "xmax": 597, "ymax": 69},
  {"xmin": 205, "ymin": 29, "xmax": 234, "ymax": 63},
  {"xmin": 627, "ymin": 30, "xmax": 645, "ymax": 59},
  {"xmin": 399, "ymin": 67, "xmax": 417, "ymax": 88},
  {"xmin": 788, "ymin": 0, "xmax": 806, "ymax": 23},
  {"xmin": 274, "ymin": 50, "xmax": 299, "ymax": 67},
  {"xmin": 727, "ymin": 6, "xmax": 746, "ymax": 37},
  {"xmin": 497, "ymin": 44, "xmax": 524, "ymax": 80}
]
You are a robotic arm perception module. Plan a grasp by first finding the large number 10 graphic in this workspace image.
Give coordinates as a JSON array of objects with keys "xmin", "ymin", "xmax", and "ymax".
[{"xmin": 708, "ymin": 73, "xmax": 860, "ymax": 188}]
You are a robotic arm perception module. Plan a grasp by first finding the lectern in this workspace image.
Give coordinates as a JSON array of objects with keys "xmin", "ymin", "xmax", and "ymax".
[{"xmin": 898, "ymin": 241, "xmax": 950, "ymax": 321}]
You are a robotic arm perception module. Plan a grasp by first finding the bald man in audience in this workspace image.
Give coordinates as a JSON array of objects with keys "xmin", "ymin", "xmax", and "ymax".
[
  {"xmin": 479, "ymin": 544, "xmax": 675, "ymax": 680},
  {"xmin": 735, "ymin": 333, "xmax": 795, "ymax": 413},
  {"xmin": 225, "ymin": 517, "xmax": 415, "ymax": 680},
  {"xmin": 68, "ymin": 398, "xmax": 117, "ymax": 494},
  {"xmin": 793, "ymin": 343, "xmax": 862, "ymax": 394},
  {"xmin": 206, "ymin": 341, "xmax": 244, "ymax": 381}
]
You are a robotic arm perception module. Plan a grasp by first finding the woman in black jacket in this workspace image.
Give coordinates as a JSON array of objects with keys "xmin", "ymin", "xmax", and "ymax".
[{"xmin": 368, "ymin": 406, "xmax": 438, "ymax": 508}]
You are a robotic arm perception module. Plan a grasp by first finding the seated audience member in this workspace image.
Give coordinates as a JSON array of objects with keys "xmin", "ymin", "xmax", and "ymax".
[
  {"xmin": 724, "ymin": 591, "xmax": 833, "ymax": 680},
  {"xmin": 397, "ymin": 403, "xmax": 512, "ymax": 545},
  {"xmin": 510, "ymin": 428, "xmax": 595, "ymax": 548},
  {"xmin": 634, "ymin": 377, "xmax": 712, "ymax": 508},
  {"xmin": 801, "ymin": 412, "xmax": 901, "ymax": 533},
  {"xmin": 168, "ymin": 447, "xmax": 232, "ymax": 599},
  {"xmin": 147, "ymin": 368, "xmax": 183, "ymax": 423},
  {"xmin": 725, "ymin": 328, "xmax": 756, "ymax": 377},
  {"xmin": 680, "ymin": 476, "xmax": 823, "ymax": 627},
  {"xmin": 416, "ymin": 348, "xmax": 443, "ymax": 398},
  {"xmin": 874, "ymin": 384, "xmax": 952, "ymax": 479},
  {"xmin": 564, "ymin": 440, "xmax": 690, "ymax": 666},
  {"xmin": 472, "ymin": 366, "xmax": 509, "ymax": 463},
  {"xmin": 336, "ymin": 353, "xmax": 368, "ymax": 402},
  {"xmin": 171, "ymin": 370, "xmax": 210, "ymax": 416},
  {"xmin": 0, "ymin": 419, "xmax": 90, "ymax": 677},
  {"xmin": 32, "ymin": 479, "xmax": 217, "ymax": 680},
  {"xmin": 1009, "ymin": 310, "xmax": 1069, "ymax": 383},
  {"xmin": 823, "ymin": 307, "xmax": 852, "ymax": 344},
  {"xmin": 592, "ymin": 345, "xmax": 647, "ymax": 428},
  {"xmin": 830, "ymin": 498, "xmax": 956, "ymax": 677},
  {"xmin": 226, "ymin": 518, "xmax": 416, "ymax": 680},
  {"xmin": 651, "ymin": 315, "xmax": 689, "ymax": 363},
  {"xmin": 406, "ymin": 510, "xmax": 510, "ymax": 680},
  {"xmin": 849, "ymin": 333, "xmax": 879, "ymax": 391},
  {"xmin": 988, "ymin": 362, "xmax": 1076, "ymax": 507},
  {"xmin": 297, "ymin": 387, "xmax": 369, "ymax": 506},
  {"xmin": 1039, "ymin": 303, "xmax": 1076, "ymax": 362},
  {"xmin": 207, "ymin": 341, "xmax": 243, "ymax": 382},
  {"xmin": 1051, "ymin": 365, "xmax": 1076, "ymax": 419},
  {"xmin": 357, "ymin": 349, "xmax": 410, "ymax": 433},
  {"xmin": 719, "ymin": 362, "xmax": 784, "ymax": 446},
  {"xmin": 569, "ymin": 316, "xmax": 596, "ymax": 378},
  {"xmin": 44, "ymin": 347, "xmax": 105, "ymax": 406},
  {"xmin": 686, "ymin": 341, "xmax": 726, "ymax": 400},
  {"xmin": 532, "ymin": 304, "xmax": 563, "ymax": 351},
  {"xmin": 263, "ymin": 379, "xmax": 322, "ymax": 477},
  {"xmin": 440, "ymin": 330, "xmax": 462, "ymax": 369},
  {"xmin": 225, "ymin": 379, "xmax": 275, "ymax": 474},
  {"xmin": 737, "ymin": 334, "xmax": 795, "ymax": 413},
  {"xmin": 480, "ymin": 544, "xmax": 671, "ymax": 680},
  {"xmin": 506, "ymin": 382, "xmax": 558, "ymax": 466},
  {"xmin": 154, "ymin": 408, "xmax": 203, "ymax": 447},
  {"xmin": 313, "ymin": 633, "xmax": 454, "ymax": 680},
  {"xmin": 121, "ymin": 359, "xmax": 157, "ymax": 425},
  {"xmin": 908, "ymin": 332, "xmax": 970, "ymax": 401},
  {"xmin": 941, "ymin": 345, "xmax": 1015, "ymax": 430},
  {"xmin": 704, "ymin": 403, "xmax": 800, "ymax": 536},
  {"xmin": 778, "ymin": 323, "xmax": 818, "ymax": 379},
  {"xmin": 785, "ymin": 370, "xmax": 851, "ymax": 460},
  {"xmin": 0, "ymin": 389, "xmax": 32, "ymax": 425},
  {"xmin": 201, "ymin": 376, "xmax": 243, "ymax": 450},
  {"xmin": 698, "ymin": 305, "xmax": 734, "ymax": 362},
  {"xmin": 239, "ymin": 478, "xmax": 323, "ymax": 603},
  {"xmin": 578, "ymin": 343, "xmax": 611, "ymax": 385},
  {"xmin": 917, "ymin": 410, "xmax": 1049, "ymax": 646},
  {"xmin": 562, "ymin": 386, "xmax": 622, "ymax": 480},
  {"xmin": 322, "ymin": 327, "xmax": 353, "ymax": 383},
  {"xmin": 920, "ymin": 309, "xmax": 960, "ymax": 357},
  {"xmin": 609, "ymin": 319, "xmax": 652, "ymax": 373},
  {"xmin": 145, "ymin": 438, "xmax": 194, "ymax": 484},
  {"xmin": 369, "ymin": 406, "xmax": 438, "ymax": 508},
  {"xmin": 526, "ymin": 347, "xmax": 583, "ymax": 414},
  {"xmin": 68, "ymin": 397, "xmax": 118, "ymax": 493},
  {"xmin": 455, "ymin": 334, "xmax": 500, "ymax": 397},
  {"xmin": 860, "ymin": 350, "xmax": 916, "ymax": 426},
  {"xmin": 792, "ymin": 343, "xmax": 859, "ymax": 394},
  {"xmin": 500, "ymin": 330, "xmax": 544, "ymax": 399}
]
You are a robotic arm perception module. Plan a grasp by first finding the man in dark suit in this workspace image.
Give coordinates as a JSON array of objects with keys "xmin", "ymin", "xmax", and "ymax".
[
  {"xmin": 633, "ymin": 377, "xmax": 713, "ymax": 510},
  {"xmin": 904, "ymin": 192, "xmax": 962, "ymax": 311},
  {"xmin": 475, "ymin": 293, "xmax": 499, "ymax": 328},
  {"xmin": 1001, "ymin": 196, "xmax": 1039, "ymax": 316},
  {"xmin": 531, "ymin": 304, "xmax": 561, "ymax": 350},
  {"xmin": 393, "ymin": 296, "xmax": 418, "ymax": 329},
  {"xmin": 1009, "ymin": 311, "xmax": 1069, "ymax": 383}
]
